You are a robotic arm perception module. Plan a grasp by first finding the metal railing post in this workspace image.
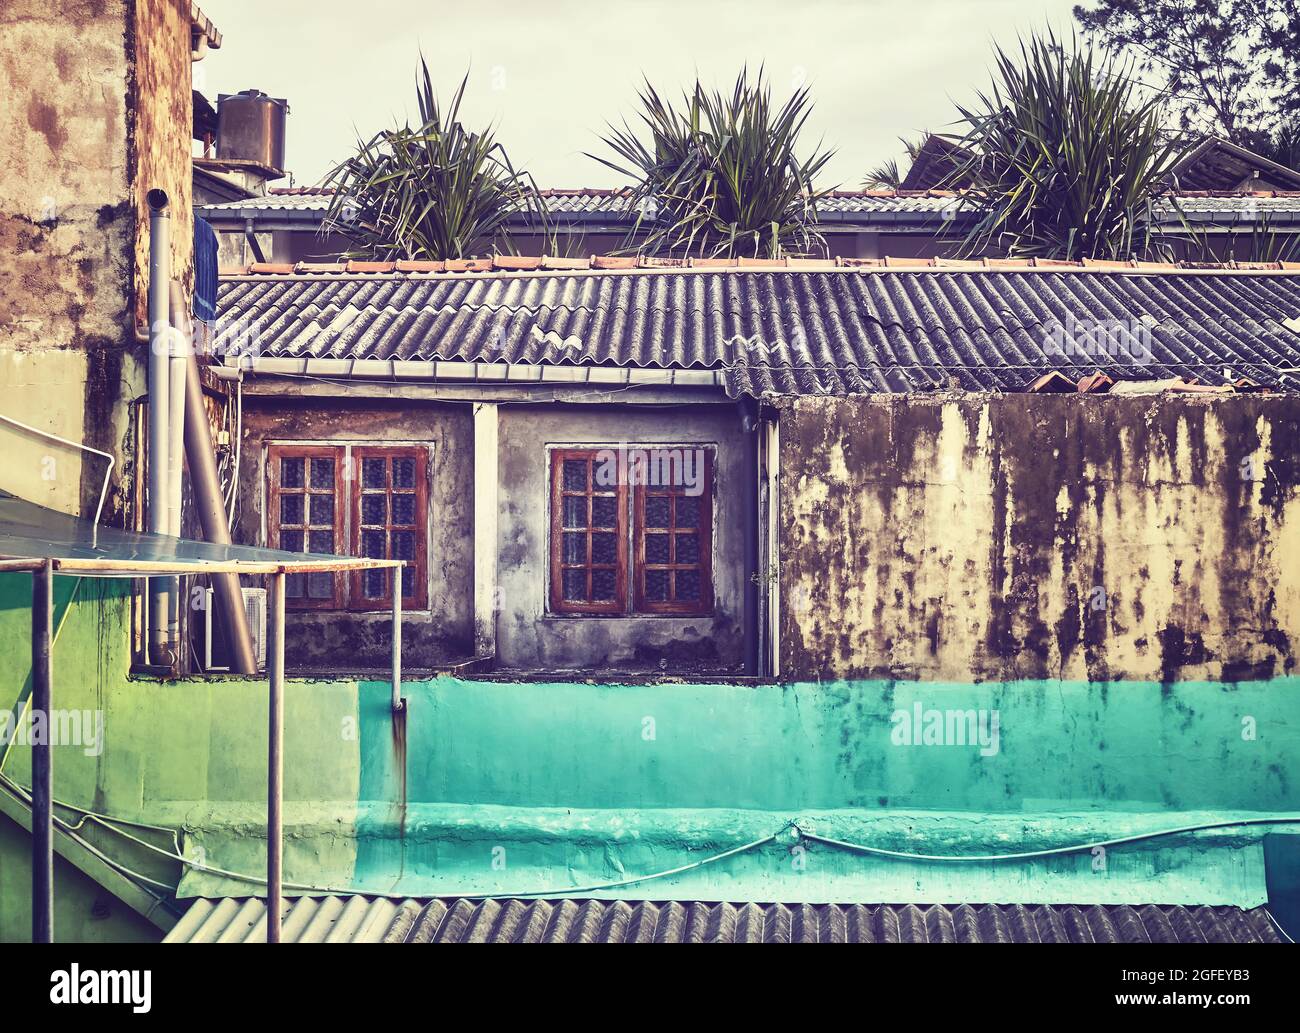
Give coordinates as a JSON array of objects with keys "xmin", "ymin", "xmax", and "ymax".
[
  {"xmin": 31, "ymin": 558, "xmax": 53, "ymax": 943},
  {"xmin": 392, "ymin": 565, "xmax": 403, "ymax": 712},
  {"xmin": 267, "ymin": 571, "xmax": 285, "ymax": 942}
]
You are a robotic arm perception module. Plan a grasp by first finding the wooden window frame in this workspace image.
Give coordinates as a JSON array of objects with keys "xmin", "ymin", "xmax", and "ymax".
[
  {"xmin": 633, "ymin": 450, "xmax": 714, "ymax": 615},
  {"xmin": 266, "ymin": 442, "xmax": 429, "ymax": 612},
  {"xmin": 549, "ymin": 448, "xmax": 629, "ymax": 615},
  {"xmin": 349, "ymin": 446, "xmax": 429, "ymax": 612},
  {"xmin": 267, "ymin": 444, "xmax": 346, "ymax": 610},
  {"xmin": 548, "ymin": 445, "xmax": 715, "ymax": 617}
]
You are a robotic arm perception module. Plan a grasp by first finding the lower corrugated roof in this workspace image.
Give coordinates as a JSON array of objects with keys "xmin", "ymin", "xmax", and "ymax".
[{"xmin": 165, "ymin": 895, "xmax": 1285, "ymax": 943}]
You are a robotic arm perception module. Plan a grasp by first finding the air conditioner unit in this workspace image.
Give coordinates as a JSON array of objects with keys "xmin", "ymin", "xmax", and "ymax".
[{"xmin": 202, "ymin": 587, "xmax": 267, "ymax": 673}]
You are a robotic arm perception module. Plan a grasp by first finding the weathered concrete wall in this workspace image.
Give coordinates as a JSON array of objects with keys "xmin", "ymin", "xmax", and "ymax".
[
  {"xmin": 495, "ymin": 403, "xmax": 746, "ymax": 672},
  {"xmin": 0, "ymin": 0, "xmax": 194, "ymax": 521},
  {"xmin": 236, "ymin": 397, "xmax": 475, "ymax": 667},
  {"xmin": 779, "ymin": 394, "xmax": 1300, "ymax": 683},
  {"xmin": 130, "ymin": 0, "xmax": 194, "ymax": 324}
]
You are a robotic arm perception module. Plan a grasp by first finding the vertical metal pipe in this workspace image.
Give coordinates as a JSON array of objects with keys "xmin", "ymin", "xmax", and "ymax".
[
  {"xmin": 31, "ymin": 559, "xmax": 53, "ymax": 944},
  {"xmin": 146, "ymin": 189, "xmax": 174, "ymax": 667},
  {"xmin": 739, "ymin": 399, "xmax": 760, "ymax": 677},
  {"xmin": 173, "ymin": 283, "xmax": 258, "ymax": 675},
  {"xmin": 392, "ymin": 567, "xmax": 403, "ymax": 712},
  {"xmin": 266, "ymin": 571, "xmax": 285, "ymax": 943}
]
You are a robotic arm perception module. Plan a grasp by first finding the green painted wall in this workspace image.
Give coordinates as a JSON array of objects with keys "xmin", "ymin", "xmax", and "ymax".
[
  {"xmin": 1, "ymin": 571, "xmax": 1298, "ymax": 933},
  {"xmin": 0, "ymin": 813, "xmax": 159, "ymax": 943}
]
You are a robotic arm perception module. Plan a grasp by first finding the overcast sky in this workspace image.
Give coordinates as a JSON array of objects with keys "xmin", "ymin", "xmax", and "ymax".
[{"xmin": 197, "ymin": 0, "xmax": 1080, "ymax": 189}]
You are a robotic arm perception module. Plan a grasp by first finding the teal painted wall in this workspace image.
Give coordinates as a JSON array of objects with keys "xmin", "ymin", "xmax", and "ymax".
[{"xmin": 1, "ymin": 571, "xmax": 1298, "ymax": 923}]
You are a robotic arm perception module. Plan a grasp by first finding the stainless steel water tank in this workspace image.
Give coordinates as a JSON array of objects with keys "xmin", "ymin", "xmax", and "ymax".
[{"xmin": 216, "ymin": 90, "xmax": 289, "ymax": 171}]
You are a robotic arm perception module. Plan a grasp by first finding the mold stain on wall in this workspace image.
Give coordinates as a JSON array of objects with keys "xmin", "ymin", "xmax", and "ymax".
[{"xmin": 780, "ymin": 394, "xmax": 1300, "ymax": 684}]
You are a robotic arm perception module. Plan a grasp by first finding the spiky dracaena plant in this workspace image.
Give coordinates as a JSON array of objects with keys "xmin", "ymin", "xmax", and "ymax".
[
  {"xmin": 590, "ymin": 68, "xmax": 835, "ymax": 259},
  {"xmin": 863, "ymin": 136, "xmax": 926, "ymax": 189},
  {"xmin": 323, "ymin": 60, "xmax": 547, "ymax": 260},
  {"xmin": 948, "ymin": 33, "xmax": 1195, "ymax": 260}
]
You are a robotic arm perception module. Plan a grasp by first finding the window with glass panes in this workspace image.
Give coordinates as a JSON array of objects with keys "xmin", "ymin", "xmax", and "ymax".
[
  {"xmin": 633, "ymin": 450, "xmax": 713, "ymax": 614},
  {"xmin": 267, "ymin": 446, "xmax": 344, "ymax": 608},
  {"xmin": 548, "ymin": 447, "xmax": 713, "ymax": 616},
  {"xmin": 549, "ymin": 450, "xmax": 628, "ymax": 614},
  {"xmin": 350, "ymin": 448, "xmax": 427, "ymax": 610},
  {"xmin": 267, "ymin": 443, "xmax": 427, "ymax": 610}
]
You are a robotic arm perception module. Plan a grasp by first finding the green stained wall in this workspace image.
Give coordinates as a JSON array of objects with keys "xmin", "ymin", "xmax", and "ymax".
[{"xmin": 1, "ymin": 571, "xmax": 1298, "ymax": 932}]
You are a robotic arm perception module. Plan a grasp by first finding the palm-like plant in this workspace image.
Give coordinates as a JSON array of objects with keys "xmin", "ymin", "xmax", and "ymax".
[
  {"xmin": 948, "ymin": 32, "xmax": 1195, "ymax": 260},
  {"xmin": 323, "ymin": 59, "xmax": 546, "ymax": 260},
  {"xmin": 863, "ymin": 136, "xmax": 925, "ymax": 190},
  {"xmin": 590, "ymin": 68, "xmax": 835, "ymax": 259}
]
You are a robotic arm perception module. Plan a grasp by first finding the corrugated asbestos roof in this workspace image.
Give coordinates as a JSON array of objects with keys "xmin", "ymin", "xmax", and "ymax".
[
  {"xmin": 215, "ymin": 266, "xmax": 1300, "ymax": 397},
  {"xmin": 165, "ymin": 895, "xmax": 1285, "ymax": 943}
]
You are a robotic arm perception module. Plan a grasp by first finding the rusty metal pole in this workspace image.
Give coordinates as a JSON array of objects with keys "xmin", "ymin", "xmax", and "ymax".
[
  {"xmin": 267, "ymin": 571, "xmax": 285, "ymax": 942},
  {"xmin": 31, "ymin": 559, "xmax": 53, "ymax": 943},
  {"xmin": 391, "ymin": 565, "xmax": 403, "ymax": 713}
]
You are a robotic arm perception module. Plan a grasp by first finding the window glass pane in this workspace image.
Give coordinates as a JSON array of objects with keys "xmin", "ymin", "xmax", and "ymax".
[
  {"xmin": 644, "ymin": 533, "xmax": 670, "ymax": 564},
  {"xmin": 675, "ymin": 496, "xmax": 701, "ymax": 529},
  {"xmin": 562, "ymin": 532, "xmax": 586, "ymax": 564},
  {"xmin": 362, "ymin": 457, "xmax": 386, "ymax": 489},
  {"xmin": 281, "ymin": 457, "xmax": 304, "ymax": 488},
  {"xmin": 286, "ymin": 573, "xmax": 305, "ymax": 599},
  {"xmin": 309, "ymin": 493, "xmax": 333, "ymax": 526},
  {"xmin": 562, "ymin": 459, "xmax": 587, "ymax": 491},
  {"xmin": 392, "ymin": 456, "xmax": 416, "ymax": 489},
  {"xmin": 591, "ymin": 496, "xmax": 617, "ymax": 528},
  {"xmin": 400, "ymin": 566, "xmax": 416, "ymax": 598},
  {"xmin": 562, "ymin": 569, "xmax": 586, "ymax": 601},
  {"xmin": 362, "ymin": 568, "xmax": 387, "ymax": 598},
  {"xmin": 393, "ymin": 531, "xmax": 416, "ymax": 561},
  {"xmin": 307, "ymin": 572, "xmax": 333, "ymax": 599},
  {"xmin": 361, "ymin": 529, "xmax": 386, "ymax": 559},
  {"xmin": 392, "ymin": 494, "xmax": 416, "ymax": 525},
  {"xmin": 676, "ymin": 570, "xmax": 701, "ymax": 601},
  {"xmin": 644, "ymin": 570, "xmax": 669, "ymax": 601},
  {"xmin": 675, "ymin": 533, "xmax": 699, "ymax": 565},
  {"xmin": 645, "ymin": 496, "xmax": 670, "ymax": 528},
  {"xmin": 309, "ymin": 530, "xmax": 333, "ymax": 554},
  {"xmin": 562, "ymin": 496, "xmax": 586, "ymax": 528},
  {"xmin": 591, "ymin": 532, "xmax": 617, "ymax": 565},
  {"xmin": 361, "ymin": 493, "xmax": 386, "ymax": 525},
  {"xmin": 592, "ymin": 569, "xmax": 617, "ymax": 601},
  {"xmin": 280, "ymin": 494, "xmax": 304, "ymax": 526},
  {"xmin": 280, "ymin": 529, "xmax": 303, "ymax": 553},
  {"xmin": 310, "ymin": 457, "xmax": 334, "ymax": 489}
]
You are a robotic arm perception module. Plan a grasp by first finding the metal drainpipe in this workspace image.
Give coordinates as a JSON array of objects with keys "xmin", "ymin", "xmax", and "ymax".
[
  {"xmin": 172, "ymin": 283, "xmax": 258, "ymax": 675},
  {"xmin": 740, "ymin": 398, "xmax": 760, "ymax": 677},
  {"xmin": 146, "ymin": 190, "xmax": 175, "ymax": 666}
]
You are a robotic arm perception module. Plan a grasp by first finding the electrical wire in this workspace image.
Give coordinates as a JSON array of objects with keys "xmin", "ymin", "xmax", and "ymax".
[
  {"xmin": 798, "ymin": 816, "xmax": 1300, "ymax": 863},
  {"xmin": 11, "ymin": 803, "xmax": 1299, "ymax": 904}
]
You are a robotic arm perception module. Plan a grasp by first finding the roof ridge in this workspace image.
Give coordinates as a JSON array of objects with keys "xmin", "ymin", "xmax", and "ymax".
[{"xmin": 220, "ymin": 256, "xmax": 1300, "ymax": 279}]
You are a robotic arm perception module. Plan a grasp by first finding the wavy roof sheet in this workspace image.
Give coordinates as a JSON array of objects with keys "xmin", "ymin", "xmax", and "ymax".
[
  {"xmin": 215, "ymin": 266, "xmax": 1300, "ymax": 397},
  {"xmin": 166, "ymin": 895, "xmax": 1286, "ymax": 943}
]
